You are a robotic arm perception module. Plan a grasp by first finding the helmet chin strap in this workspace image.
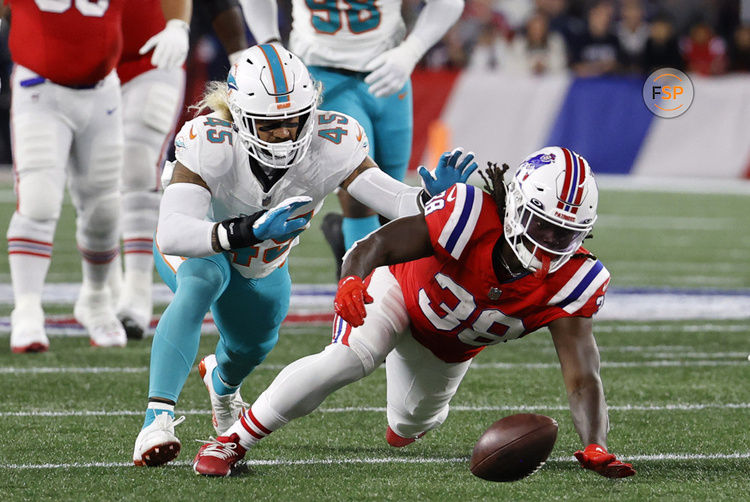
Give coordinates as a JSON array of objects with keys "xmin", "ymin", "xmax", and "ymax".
[{"xmin": 533, "ymin": 254, "xmax": 551, "ymax": 279}]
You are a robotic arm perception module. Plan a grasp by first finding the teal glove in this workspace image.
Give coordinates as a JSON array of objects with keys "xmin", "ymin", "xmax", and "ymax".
[
  {"xmin": 253, "ymin": 196, "xmax": 313, "ymax": 242},
  {"xmin": 418, "ymin": 147, "xmax": 479, "ymax": 196}
]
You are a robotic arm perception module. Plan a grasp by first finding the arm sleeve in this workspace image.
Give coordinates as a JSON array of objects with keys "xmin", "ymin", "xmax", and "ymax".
[
  {"xmin": 155, "ymin": 183, "xmax": 216, "ymax": 257},
  {"xmin": 237, "ymin": 0, "xmax": 280, "ymax": 44},
  {"xmin": 401, "ymin": 0, "xmax": 464, "ymax": 59},
  {"xmin": 346, "ymin": 168, "xmax": 424, "ymax": 221}
]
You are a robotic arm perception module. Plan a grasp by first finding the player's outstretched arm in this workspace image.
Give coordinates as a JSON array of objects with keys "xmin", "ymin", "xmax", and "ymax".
[
  {"xmin": 549, "ymin": 317, "xmax": 635, "ymax": 478},
  {"xmin": 343, "ymin": 149, "xmax": 476, "ymax": 221},
  {"xmin": 334, "ymin": 215, "xmax": 432, "ymax": 326}
]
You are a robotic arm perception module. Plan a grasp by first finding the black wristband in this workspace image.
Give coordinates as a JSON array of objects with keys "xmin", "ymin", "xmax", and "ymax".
[
  {"xmin": 219, "ymin": 211, "xmax": 264, "ymax": 250},
  {"xmin": 418, "ymin": 189, "xmax": 432, "ymax": 209}
]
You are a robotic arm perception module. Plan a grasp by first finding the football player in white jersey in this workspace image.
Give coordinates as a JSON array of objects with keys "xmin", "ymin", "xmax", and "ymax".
[
  {"xmin": 132, "ymin": 44, "xmax": 478, "ymax": 467},
  {"xmin": 239, "ymin": 0, "xmax": 465, "ymax": 277}
]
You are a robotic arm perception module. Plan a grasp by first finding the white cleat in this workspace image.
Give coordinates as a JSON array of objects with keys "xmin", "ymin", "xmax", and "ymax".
[
  {"xmin": 75, "ymin": 286, "xmax": 127, "ymax": 348},
  {"xmin": 199, "ymin": 354, "xmax": 247, "ymax": 435},
  {"xmin": 10, "ymin": 296, "xmax": 49, "ymax": 353},
  {"xmin": 133, "ymin": 412, "xmax": 186, "ymax": 467}
]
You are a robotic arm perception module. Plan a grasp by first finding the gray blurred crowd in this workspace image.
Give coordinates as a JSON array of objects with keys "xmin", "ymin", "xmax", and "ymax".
[
  {"xmin": 0, "ymin": 0, "xmax": 746, "ymax": 165},
  {"xmin": 414, "ymin": 0, "xmax": 750, "ymax": 76}
]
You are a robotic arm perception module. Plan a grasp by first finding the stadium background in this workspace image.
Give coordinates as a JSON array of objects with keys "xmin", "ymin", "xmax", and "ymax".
[{"xmin": 1, "ymin": 1, "xmax": 750, "ymax": 500}]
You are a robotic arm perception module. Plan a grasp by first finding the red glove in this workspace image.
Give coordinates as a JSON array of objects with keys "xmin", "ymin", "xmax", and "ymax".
[
  {"xmin": 574, "ymin": 444, "xmax": 636, "ymax": 478},
  {"xmin": 334, "ymin": 276, "xmax": 373, "ymax": 327}
]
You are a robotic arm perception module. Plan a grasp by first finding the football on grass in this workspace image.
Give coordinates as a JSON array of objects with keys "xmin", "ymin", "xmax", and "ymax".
[{"xmin": 469, "ymin": 413, "xmax": 558, "ymax": 482}]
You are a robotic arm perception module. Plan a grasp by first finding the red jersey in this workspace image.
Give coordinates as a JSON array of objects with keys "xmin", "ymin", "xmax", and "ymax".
[
  {"xmin": 390, "ymin": 184, "xmax": 610, "ymax": 363},
  {"xmin": 118, "ymin": 0, "xmax": 166, "ymax": 85},
  {"xmin": 6, "ymin": 0, "xmax": 124, "ymax": 86}
]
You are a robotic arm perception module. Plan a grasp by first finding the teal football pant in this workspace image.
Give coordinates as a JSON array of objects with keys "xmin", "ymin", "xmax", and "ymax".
[{"xmin": 148, "ymin": 244, "xmax": 291, "ymax": 403}]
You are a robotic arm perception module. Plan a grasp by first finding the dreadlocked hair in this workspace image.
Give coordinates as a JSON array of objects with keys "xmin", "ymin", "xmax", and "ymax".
[{"xmin": 478, "ymin": 161, "xmax": 511, "ymax": 221}]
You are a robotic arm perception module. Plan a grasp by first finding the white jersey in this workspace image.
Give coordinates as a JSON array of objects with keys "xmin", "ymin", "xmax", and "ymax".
[
  {"xmin": 169, "ymin": 109, "xmax": 369, "ymax": 278},
  {"xmin": 289, "ymin": 0, "xmax": 406, "ymax": 71}
]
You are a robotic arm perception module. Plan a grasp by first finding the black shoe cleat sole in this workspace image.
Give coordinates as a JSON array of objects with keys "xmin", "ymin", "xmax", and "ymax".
[{"xmin": 119, "ymin": 315, "xmax": 145, "ymax": 340}]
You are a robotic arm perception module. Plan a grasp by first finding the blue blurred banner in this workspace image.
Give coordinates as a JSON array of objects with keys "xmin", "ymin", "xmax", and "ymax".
[{"xmin": 435, "ymin": 71, "xmax": 750, "ymax": 178}]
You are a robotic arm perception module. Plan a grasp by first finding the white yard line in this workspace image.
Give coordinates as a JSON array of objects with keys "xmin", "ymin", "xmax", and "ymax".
[
  {"xmin": 1, "ymin": 358, "xmax": 747, "ymax": 376},
  {"xmin": 2, "ymin": 452, "xmax": 749, "ymax": 470},
  {"xmin": 2, "ymin": 402, "xmax": 749, "ymax": 418}
]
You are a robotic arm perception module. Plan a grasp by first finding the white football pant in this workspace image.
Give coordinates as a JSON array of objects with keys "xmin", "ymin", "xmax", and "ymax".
[
  {"xmin": 113, "ymin": 67, "xmax": 184, "ymax": 323},
  {"xmin": 251, "ymin": 266, "xmax": 473, "ymax": 440}
]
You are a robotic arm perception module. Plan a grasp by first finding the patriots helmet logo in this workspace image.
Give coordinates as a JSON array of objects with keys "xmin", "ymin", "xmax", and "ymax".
[{"xmin": 519, "ymin": 153, "xmax": 556, "ymax": 181}]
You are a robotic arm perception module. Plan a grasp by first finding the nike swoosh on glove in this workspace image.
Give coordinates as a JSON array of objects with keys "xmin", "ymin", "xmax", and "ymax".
[
  {"xmin": 418, "ymin": 147, "xmax": 479, "ymax": 197},
  {"xmin": 139, "ymin": 19, "xmax": 190, "ymax": 69},
  {"xmin": 574, "ymin": 443, "xmax": 636, "ymax": 478},
  {"xmin": 334, "ymin": 276, "xmax": 373, "ymax": 327},
  {"xmin": 252, "ymin": 196, "xmax": 313, "ymax": 242}
]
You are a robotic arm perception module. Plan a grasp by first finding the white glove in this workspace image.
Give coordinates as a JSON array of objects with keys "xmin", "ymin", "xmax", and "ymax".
[
  {"xmin": 139, "ymin": 19, "xmax": 190, "ymax": 70},
  {"xmin": 363, "ymin": 39, "xmax": 424, "ymax": 98}
]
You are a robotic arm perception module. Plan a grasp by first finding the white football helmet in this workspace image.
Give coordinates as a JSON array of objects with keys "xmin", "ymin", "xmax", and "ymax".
[
  {"xmin": 227, "ymin": 44, "xmax": 318, "ymax": 169},
  {"xmin": 504, "ymin": 146, "xmax": 598, "ymax": 274}
]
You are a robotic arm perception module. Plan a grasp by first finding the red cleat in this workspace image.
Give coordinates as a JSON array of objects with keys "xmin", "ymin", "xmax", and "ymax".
[
  {"xmin": 386, "ymin": 426, "xmax": 425, "ymax": 448},
  {"xmin": 193, "ymin": 433, "xmax": 247, "ymax": 477}
]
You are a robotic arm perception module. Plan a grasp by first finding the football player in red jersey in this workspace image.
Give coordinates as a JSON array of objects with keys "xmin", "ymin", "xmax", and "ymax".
[
  {"xmin": 4, "ymin": 0, "xmax": 127, "ymax": 350},
  {"xmin": 112, "ymin": 0, "xmax": 192, "ymax": 341},
  {"xmin": 113, "ymin": 0, "xmax": 251, "ymax": 340},
  {"xmin": 193, "ymin": 146, "xmax": 634, "ymax": 479}
]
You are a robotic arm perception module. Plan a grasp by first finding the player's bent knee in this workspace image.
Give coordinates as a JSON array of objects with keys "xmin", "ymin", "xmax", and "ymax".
[
  {"xmin": 328, "ymin": 341, "xmax": 374, "ymax": 378},
  {"xmin": 388, "ymin": 405, "xmax": 449, "ymax": 440},
  {"xmin": 176, "ymin": 260, "xmax": 227, "ymax": 295},
  {"xmin": 223, "ymin": 335, "xmax": 278, "ymax": 369},
  {"xmin": 142, "ymin": 82, "xmax": 181, "ymax": 135},
  {"xmin": 78, "ymin": 192, "xmax": 120, "ymax": 234},
  {"xmin": 17, "ymin": 173, "xmax": 64, "ymax": 220},
  {"xmin": 121, "ymin": 142, "xmax": 160, "ymax": 192}
]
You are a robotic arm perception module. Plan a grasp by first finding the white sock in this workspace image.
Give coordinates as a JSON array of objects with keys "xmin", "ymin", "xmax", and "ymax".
[
  {"xmin": 7, "ymin": 212, "xmax": 55, "ymax": 300},
  {"xmin": 226, "ymin": 392, "xmax": 288, "ymax": 449}
]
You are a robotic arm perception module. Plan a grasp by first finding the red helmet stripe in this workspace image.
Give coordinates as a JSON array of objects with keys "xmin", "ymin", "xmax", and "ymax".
[
  {"xmin": 558, "ymin": 148, "xmax": 574, "ymax": 210},
  {"xmin": 571, "ymin": 155, "xmax": 587, "ymax": 209}
]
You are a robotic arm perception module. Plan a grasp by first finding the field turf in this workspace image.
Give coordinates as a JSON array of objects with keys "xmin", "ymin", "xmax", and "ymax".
[{"xmin": 0, "ymin": 180, "xmax": 749, "ymax": 500}]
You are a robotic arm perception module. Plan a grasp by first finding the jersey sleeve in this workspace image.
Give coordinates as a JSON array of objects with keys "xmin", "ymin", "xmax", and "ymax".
[
  {"xmin": 424, "ymin": 183, "xmax": 489, "ymax": 262},
  {"xmin": 546, "ymin": 259, "xmax": 610, "ymax": 317},
  {"xmin": 314, "ymin": 111, "xmax": 370, "ymax": 186},
  {"xmin": 173, "ymin": 115, "xmax": 235, "ymax": 186}
]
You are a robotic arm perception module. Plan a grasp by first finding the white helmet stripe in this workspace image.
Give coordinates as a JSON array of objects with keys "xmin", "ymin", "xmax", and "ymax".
[
  {"xmin": 437, "ymin": 184, "xmax": 484, "ymax": 260},
  {"xmin": 548, "ymin": 260, "xmax": 610, "ymax": 313}
]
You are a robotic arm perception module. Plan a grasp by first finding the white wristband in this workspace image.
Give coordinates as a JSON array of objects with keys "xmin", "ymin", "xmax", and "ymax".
[
  {"xmin": 166, "ymin": 19, "xmax": 190, "ymax": 33},
  {"xmin": 217, "ymin": 224, "xmax": 231, "ymax": 250}
]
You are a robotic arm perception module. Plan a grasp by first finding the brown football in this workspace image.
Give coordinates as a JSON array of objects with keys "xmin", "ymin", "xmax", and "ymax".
[{"xmin": 469, "ymin": 413, "xmax": 558, "ymax": 482}]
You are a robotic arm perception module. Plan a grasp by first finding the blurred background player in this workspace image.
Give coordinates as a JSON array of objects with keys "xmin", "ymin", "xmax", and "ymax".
[
  {"xmin": 112, "ymin": 0, "xmax": 191, "ymax": 340},
  {"xmin": 193, "ymin": 148, "xmax": 634, "ymax": 480},
  {"xmin": 132, "ymin": 44, "xmax": 475, "ymax": 467},
  {"xmin": 113, "ymin": 0, "xmax": 250, "ymax": 340},
  {"xmin": 239, "ymin": 0, "xmax": 465, "ymax": 277},
  {"xmin": 4, "ymin": 0, "xmax": 127, "ymax": 351}
]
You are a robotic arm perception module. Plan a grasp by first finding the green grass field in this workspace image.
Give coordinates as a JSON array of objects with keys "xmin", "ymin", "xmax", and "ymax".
[{"xmin": 1, "ymin": 180, "xmax": 749, "ymax": 500}]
